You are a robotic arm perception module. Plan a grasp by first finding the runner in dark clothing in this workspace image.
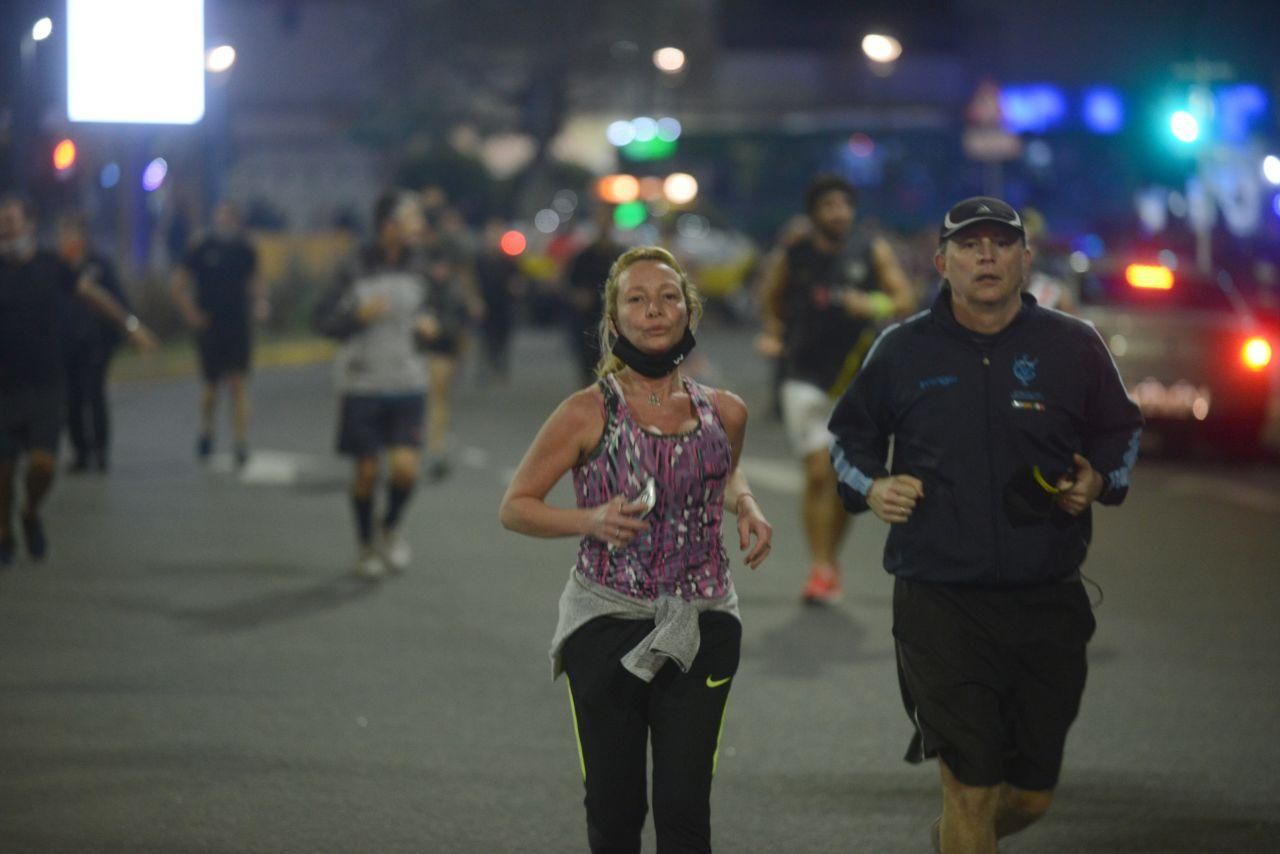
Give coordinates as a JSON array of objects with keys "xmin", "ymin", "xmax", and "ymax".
[
  {"xmin": 170, "ymin": 201, "xmax": 265, "ymax": 467},
  {"xmin": 57, "ymin": 212, "xmax": 130, "ymax": 473},
  {"xmin": 564, "ymin": 205, "xmax": 622, "ymax": 387},
  {"xmin": 0, "ymin": 196, "xmax": 155, "ymax": 566}
]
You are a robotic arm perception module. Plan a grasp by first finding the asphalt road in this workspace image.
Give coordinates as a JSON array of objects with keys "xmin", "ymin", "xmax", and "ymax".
[{"xmin": 2, "ymin": 323, "xmax": 1278, "ymax": 853}]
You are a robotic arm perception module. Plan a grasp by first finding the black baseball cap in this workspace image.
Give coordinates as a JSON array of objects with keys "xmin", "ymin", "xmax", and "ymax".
[{"xmin": 939, "ymin": 196, "xmax": 1025, "ymax": 241}]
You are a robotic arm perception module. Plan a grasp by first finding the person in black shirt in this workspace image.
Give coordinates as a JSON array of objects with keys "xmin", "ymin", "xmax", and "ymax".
[
  {"xmin": 474, "ymin": 219, "xmax": 523, "ymax": 385},
  {"xmin": 170, "ymin": 201, "xmax": 265, "ymax": 467},
  {"xmin": 829, "ymin": 197, "xmax": 1142, "ymax": 853},
  {"xmin": 564, "ymin": 205, "xmax": 622, "ymax": 387},
  {"xmin": 760, "ymin": 175, "xmax": 913, "ymax": 605},
  {"xmin": 57, "ymin": 212, "xmax": 131, "ymax": 472},
  {"xmin": 0, "ymin": 196, "xmax": 155, "ymax": 566}
]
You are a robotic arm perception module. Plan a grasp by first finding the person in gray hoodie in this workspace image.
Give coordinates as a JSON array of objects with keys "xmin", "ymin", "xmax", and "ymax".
[{"xmin": 315, "ymin": 193, "xmax": 441, "ymax": 578}]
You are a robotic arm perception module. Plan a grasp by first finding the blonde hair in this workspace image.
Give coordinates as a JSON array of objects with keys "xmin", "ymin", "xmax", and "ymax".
[{"xmin": 595, "ymin": 245, "xmax": 704, "ymax": 378}]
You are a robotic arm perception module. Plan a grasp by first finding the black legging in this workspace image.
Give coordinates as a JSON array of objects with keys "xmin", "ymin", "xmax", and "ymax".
[
  {"xmin": 561, "ymin": 612, "xmax": 741, "ymax": 854},
  {"xmin": 65, "ymin": 340, "xmax": 113, "ymax": 464}
]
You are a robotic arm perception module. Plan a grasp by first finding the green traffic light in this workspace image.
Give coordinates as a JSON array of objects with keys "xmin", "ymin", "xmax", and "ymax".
[{"xmin": 1169, "ymin": 110, "xmax": 1200, "ymax": 143}]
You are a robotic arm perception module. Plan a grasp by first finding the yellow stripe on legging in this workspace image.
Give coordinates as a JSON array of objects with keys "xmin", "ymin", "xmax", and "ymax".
[
  {"xmin": 566, "ymin": 677, "xmax": 587, "ymax": 782},
  {"xmin": 711, "ymin": 698, "xmax": 730, "ymax": 778}
]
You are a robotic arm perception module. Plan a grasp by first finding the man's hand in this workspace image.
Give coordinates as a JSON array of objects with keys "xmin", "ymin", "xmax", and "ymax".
[
  {"xmin": 868, "ymin": 474, "xmax": 924, "ymax": 524},
  {"xmin": 129, "ymin": 324, "xmax": 160, "ymax": 353},
  {"xmin": 415, "ymin": 313, "xmax": 442, "ymax": 341},
  {"xmin": 1054, "ymin": 453, "xmax": 1104, "ymax": 516}
]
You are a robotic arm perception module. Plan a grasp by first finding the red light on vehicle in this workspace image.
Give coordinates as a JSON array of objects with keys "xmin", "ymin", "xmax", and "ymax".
[
  {"xmin": 1125, "ymin": 264, "xmax": 1173, "ymax": 290},
  {"xmin": 499, "ymin": 230, "xmax": 526, "ymax": 256},
  {"xmin": 1241, "ymin": 337, "xmax": 1272, "ymax": 371}
]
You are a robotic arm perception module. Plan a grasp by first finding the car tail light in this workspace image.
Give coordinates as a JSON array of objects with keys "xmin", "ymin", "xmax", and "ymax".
[
  {"xmin": 1241, "ymin": 337, "xmax": 1272, "ymax": 371},
  {"xmin": 1125, "ymin": 264, "xmax": 1174, "ymax": 290}
]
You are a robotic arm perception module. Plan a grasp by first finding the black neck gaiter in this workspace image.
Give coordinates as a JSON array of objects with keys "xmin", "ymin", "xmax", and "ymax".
[{"xmin": 611, "ymin": 328, "xmax": 697, "ymax": 378}]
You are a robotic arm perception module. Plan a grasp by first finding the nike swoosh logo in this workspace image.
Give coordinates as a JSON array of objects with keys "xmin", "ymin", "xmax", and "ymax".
[{"xmin": 705, "ymin": 675, "xmax": 731, "ymax": 688}]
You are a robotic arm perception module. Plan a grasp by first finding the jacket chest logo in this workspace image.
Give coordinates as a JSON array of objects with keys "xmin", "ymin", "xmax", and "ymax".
[{"xmin": 1012, "ymin": 354, "xmax": 1038, "ymax": 387}]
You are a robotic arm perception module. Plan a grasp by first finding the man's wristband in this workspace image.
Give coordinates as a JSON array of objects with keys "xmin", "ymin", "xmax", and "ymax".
[{"xmin": 124, "ymin": 314, "xmax": 140, "ymax": 334}]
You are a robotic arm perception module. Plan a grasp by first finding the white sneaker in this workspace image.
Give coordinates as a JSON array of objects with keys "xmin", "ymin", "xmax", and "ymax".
[
  {"xmin": 378, "ymin": 529, "xmax": 411, "ymax": 573},
  {"xmin": 355, "ymin": 547, "xmax": 385, "ymax": 580}
]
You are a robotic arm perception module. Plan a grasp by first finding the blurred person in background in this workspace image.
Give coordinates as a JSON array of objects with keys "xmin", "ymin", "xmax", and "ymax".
[
  {"xmin": 499, "ymin": 245, "xmax": 771, "ymax": 854},
  {"xmin": 170, "ymin": 200, "xmax": 266, "ymax": 468},
  {"xmin": 829, "ymin": 196, "xmax": 1142, "ymax": 854},
  {"xmin": 314, "ymin": 192, "xmax": 440, "ymax": 580},
  {"xmin": 419, "ymin": 204, "xmax": 482, "ymax": 482},
  {"xmin": 1020, "ymin": 208, "xmax": 1076, "ymax": 314},
  {"xmin": 564, "ymin": 204, "xmax": 622, "ymax": 387},
  {"xmin": 760, "ymin": 175, "xmax": 914, "ymax": 605},
  {"xmin": 474, "ymin": 218, "xmax": 524, "ymax": 385},
  {"xmin": 57, "ymin": 212, "xmax": 132, "ymax": 473},
  {"xmin": 0, "ymin": 195, "xmax": 155, "ymax": 566}
]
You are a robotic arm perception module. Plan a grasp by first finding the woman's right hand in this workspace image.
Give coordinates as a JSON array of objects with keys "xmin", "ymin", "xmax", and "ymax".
[{"xmin": 587, "ymin": 496, "xmax": 651, "ymax": 549}]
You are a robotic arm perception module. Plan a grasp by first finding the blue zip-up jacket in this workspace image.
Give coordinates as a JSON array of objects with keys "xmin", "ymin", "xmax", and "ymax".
[{"xmin": 829, "ymin": 287, "xmax": 1142, "ymax": 586}]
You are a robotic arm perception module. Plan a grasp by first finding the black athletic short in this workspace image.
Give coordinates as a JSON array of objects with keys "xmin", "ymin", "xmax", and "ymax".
[
  {"xmin": 0, "ymin": 385, "xmax": 64, "ymax": 460},
  {"xmin": 892, "ymin": 576, "xmax": 1096, "ymax": 791},
  {"xmin": 336, "ymin": 393, "xmax": 425, "ymax": 456},
  {"xmin": 196, "ymin": 325, "xmax": 251, "ymax": 382}
]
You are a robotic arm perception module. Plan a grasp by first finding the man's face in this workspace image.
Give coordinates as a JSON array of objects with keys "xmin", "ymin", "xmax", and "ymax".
[
  {"xmin": 934, "ymin": 223, "xmax": 1030, "ymax": 310},
  {"xmin": 213, "ymin": 203, "xmax": 241, "ymax": 237},
  {"xmin": 810, "ymin": 189, "xmax": 854, "ymax": 240}
]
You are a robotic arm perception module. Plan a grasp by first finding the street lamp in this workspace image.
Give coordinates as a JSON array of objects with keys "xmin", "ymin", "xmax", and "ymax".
[
  {"xmin": 32, "ymin": 17, "xmax": 54, "ymax": 41},
  {"xmin": 205, "ymin": 45, "xmax": 236, "ymax": 73},
  {"xmin": 653, "ymin": 47, "xmax": 685, "ymax": 74},
  {"xmin": 861, "ymin": 33, "xmax": 902, "ymax": 63}
]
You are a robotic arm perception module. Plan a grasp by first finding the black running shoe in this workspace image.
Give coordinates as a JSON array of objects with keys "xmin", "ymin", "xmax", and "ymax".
[
  {"xmin": 197, "ymin": 434, "xmax": 213, "ymax": 461},
  {"xmin": 0, "ymin": 536, "xmax": 14, "ymax": 567},
  {"xmin": 20, "ymin": 514, "xmax": 47, "ymax": 561}
]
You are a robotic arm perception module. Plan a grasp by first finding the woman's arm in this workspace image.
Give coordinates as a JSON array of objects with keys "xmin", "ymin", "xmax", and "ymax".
[
  {"xmin": 714, "ymin": 390, "xmax": 772, "ymax": 569},
  {"xmin": 499, "ymin": 389, "xmax": 651, "ymax": 547}
]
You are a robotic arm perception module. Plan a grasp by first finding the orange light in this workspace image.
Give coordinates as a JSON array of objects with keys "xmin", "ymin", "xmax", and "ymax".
[
  {"xmin": 53, "ymin": 139, "xmax": 77, "ymax": 171},
  {"xmin": 596, "ymin": 174, "xmax": 639, "ymax": 204},
  {"xmin": 499, "ymin": 230, "xmax": 526, "ymax": 256},
  {"xmin": 1242, "ymin": 337, "xmax": 1272, "ymax": 371},
  {"xmin": 1125, "ymin": 263, "xmax": 1174, "ymax": 290}
]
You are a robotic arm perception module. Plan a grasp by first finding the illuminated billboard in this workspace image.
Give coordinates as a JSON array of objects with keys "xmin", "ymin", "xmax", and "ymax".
[{"xmin": 67, "ymin": 0, "xmax": 205, "ymax": 124}]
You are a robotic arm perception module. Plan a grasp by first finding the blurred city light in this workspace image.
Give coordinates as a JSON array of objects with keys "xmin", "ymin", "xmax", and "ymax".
[
  {"xmin": 1261, "ymin": 155, "xmax": 1280, "ymax": 186},
  {"xmin": 861, "ymin": 34, "xmax": 901, "ymax": 63},
  {"xmin": 1216, "ymin": 84, "xmax": 1267, "ymax": 143},
  {"xmin": 606, "ymin": 120, "xmax": 636, "ymax": 147},
  {"xmin": 1125, "ymin": 263, "xmax": 1174, "ymax": 290},
  {"xmin": 67, "ymin": 0, "xmax": 205, "ymax": 124},
  {"xmin": 847, "ymin": 133, "xmax": 874, "ymax": 158},
  {"xmin": 533, "ymin": 209, "xmax": 560, "ymax": 234},
  {"xmin": 1274, "ymin": 195, "xmax": 1280, "ymax": 218},
  {"xmin": 614, "ymin": 201, "xmax": 648, "ymax": 230},
  {"xmin": 141, "ymin": 157, "xmax": 168, "ymax": 191},
  {"xmin": 656, "ymin": 117, "xmax": 682, "ymax": 142},
  {"xmin": 638, "ymin": 177, "xmax": 665, "ymax": 202},
  {"xmin": 1241, "ymin": 337, "xmax": 1272, "ymax": 371},
  {"xmin": 1000, "ymin": 85, "xmax": 1067, "ymax": 133},
  {"xmin": 500, "ymin": 230, "xmax": 527, "ymax": 256},
  {"xmin": 663, "ymin": 173, "xmax": 698, "ymax": 205},
  {"xmin": 676, "ymin": 214, "xmax": 710, "ymax": 239},
  {"xmin": 621, "ymin": 137, "xmax": 676, "ymax": 161},
  {"xmin": 32, "ymin": 17, "xmax": 54, "ymax": 41},
  {"xmin": 1082, "ymin": 87, "xmax": 1124, "ymax": 134},
  {"xmin": 597, "ymin": 174, "xmax": 640, "ymax": 204},
  {"xmin": 653, "ymin": 47, "xmax": 686, "ymax": 73},
  {"xmin": 552, "ymin": 190, "xmax": 578, "ymax": 214},
  {"xmin": 52, "ymin": 139, "xmax": 77, "ymax": 172},
  {"xmin": 205, "ymin": 45, "xmax": 236, "ymax": 73},
  {"xmin": 1169, "ymin": 110, "xmax": 1200, "ymax": 143},
  {"xmin": 632, "ymin": 117, "xmax": 659, "ymax": 142},
  {"xmin": 99, "ymin": 162, "xmax": 121, "ymax": 189}
]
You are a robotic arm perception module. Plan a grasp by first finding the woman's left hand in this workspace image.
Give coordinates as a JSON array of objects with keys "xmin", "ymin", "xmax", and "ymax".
[{"xmin": 735, "ymin": 496, "xmax": 772, "ymax": 570}]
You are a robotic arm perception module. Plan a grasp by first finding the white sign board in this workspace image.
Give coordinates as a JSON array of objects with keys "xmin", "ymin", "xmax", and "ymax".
[{"xmin": 67, "ymin": 0, "xmax": 205, "ymax": 124}]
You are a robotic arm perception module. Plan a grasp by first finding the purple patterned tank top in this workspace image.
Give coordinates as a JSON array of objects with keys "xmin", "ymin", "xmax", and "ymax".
[{"xmin": 572, "ymin": 374, "xmax": 733, "ymax": 600}]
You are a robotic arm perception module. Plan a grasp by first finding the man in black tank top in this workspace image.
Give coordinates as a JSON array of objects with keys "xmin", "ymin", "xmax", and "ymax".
[{"xmin": 760, "ymin": 175, "xmax": 914, "ymax": 604}]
